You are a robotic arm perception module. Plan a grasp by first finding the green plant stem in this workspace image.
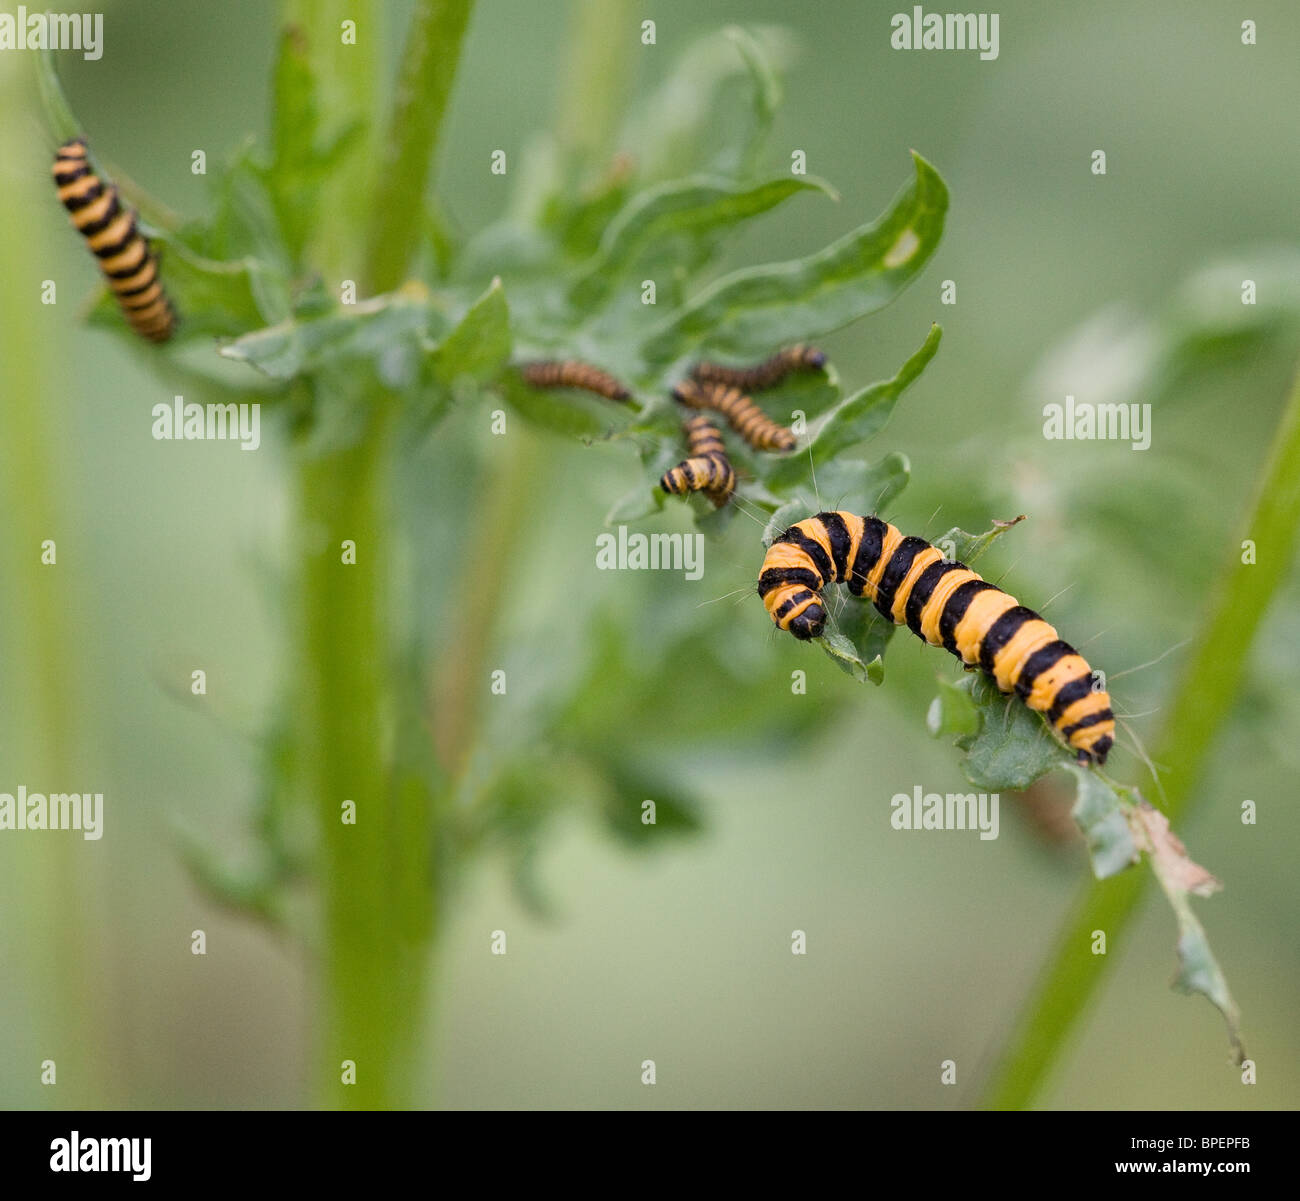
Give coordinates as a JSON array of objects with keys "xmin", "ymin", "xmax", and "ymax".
[
  {"xmin": 297, "ymin": 399, "xmax": 433, "ymax": 1108},
  {"xmin": 1, "ymin": 53, "xmax": 109, "ymax": 1104},
  {"xmin": 554, "ymin": 0, "xmax": 632, "ymax": 169},
  {"xmin": 283, "ymin": 0, "xmax": 379, "ymax": 281},
  {"xmin": 365, "ymin": 0, "xmax": 477, "ymax": 294},
  {"xmin": 983, "ymin": 364, "xmax": 1300, "ymax": 1109}
]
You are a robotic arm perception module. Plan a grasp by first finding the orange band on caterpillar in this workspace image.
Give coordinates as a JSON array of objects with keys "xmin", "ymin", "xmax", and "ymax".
[
  {"xmin": 660, "ymin": 415, "xmax": 735, "ymax": 507},
  {"xmin": 52, "ymin": 138, "xmax": 176, "ymax": 344},
  {"xmin": 758, "ymin": 511, "xmax": 1115, "ymax": 765},
  {"xmin": 519, "ymin": 360, "xmax": 631, "ymax": 402},
  {"xmin": 672, "ymin": 378, "xmax": 795, "ymax": 453}
]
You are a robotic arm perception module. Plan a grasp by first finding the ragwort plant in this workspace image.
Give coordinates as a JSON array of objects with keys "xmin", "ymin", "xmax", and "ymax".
[{"xmin": 33, "ymin": 2, "xmax": 1300, "ymax": 1108}]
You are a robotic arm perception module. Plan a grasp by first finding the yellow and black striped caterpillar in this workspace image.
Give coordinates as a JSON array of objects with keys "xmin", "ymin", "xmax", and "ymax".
[
  {"xmin": 519, "ymin": 360, "xmax": 631, "ymax": 402},
  {"xmin": 759, "ymin": 511, "xmax": 1115, "ymax": 764},
  {"xmin": 672, "ymin": 378, "xmax": 796, "ymax": 453},
  {"xmin": 52, "ymin": 138, "xmax": 175, "ymax": 344},
  {"xmin": 660, "ymin": 414, "xmax": 735, "ymax": 508},
  {"xmin": 692, "ymin": 343, "xmax": 825, "ymax": 392}
]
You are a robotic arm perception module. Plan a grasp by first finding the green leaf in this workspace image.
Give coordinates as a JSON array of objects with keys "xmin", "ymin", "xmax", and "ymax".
[
  {"xmin": 268, "ymin": 25, "xmax": 322, "ymax": 264},
  {"xmin": 218, "ymin": 284, "xmax": 438, "ymax": 385},
  {"xmin": 932, "ymin": 514, "xmax": 1026, "ymax": 567},
  {"xmin": 762, "ymin": 499, "xmax": 808, "ymax": 546},
  {"xmin": 429, "ymin": 277, "xmax": 512, "ymax": 387},
  {"xmin": 954, "ymin": 674, "xmax": 1066, "ymax": 791},
  {"xmin": 498, "ymin": 373, "xmax": 611, "ymax": 440},
  {"xmin": 927, "ymin": 675, "xmax": 980, "ymax": 737},
  {"xmin": 1066, "ymin": 765, "xmax": 1139, "ymax": 879},
  {"xmin": 605, "ymin": 482, "xmax": 664, "ymax": 525},
  {"xmin": 816, "ymin": 628, "xmax": 882, "ymax": 684},
  {"xmin": 726, "ymin": 25, "xmax": 783, "ymax": 177},
  {"xmin": 826, "ymin": 597, "xmax": 895, "ymax": 685},
  {"xmin": 595, "ymin": 759, "xmax": 704, "ymax": 849},
  {"xmin": 641, "ymin": 152, "xmax": 949, "ymax": 366},
  {"xmin": 619, "ymin": 25, "xmax": 797, "ymax": 182},
  {"xmin": 568, "ymin": 175, "xmax": 833, "ymax": 308},
  {"xmin": 766, "ymin": 324, "xmax": 941, "ymax": 489},
  {"xmin": 770, "ymin": 451, "xmax": 911, "ymax": 517}
]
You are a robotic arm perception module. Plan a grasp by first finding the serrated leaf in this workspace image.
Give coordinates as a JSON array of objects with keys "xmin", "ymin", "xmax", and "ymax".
[
  {"xmin": 429, "ymin": 277, "xmax": 511, "ymax": 387},
  {"xmin": 569, "ymin": 175, "xmax": 832, "ymax": 308},
  {"xmin": 641, "ymin": 151, "xmax": 948, "ymax": 366},
  {"xmin": 766, "ymin": 324, "xmax": 940, "ymax": 489},
  {"xmin": 1066, "ymin": 764, "xmax": 1139, "ymax": 879},
  {"xmin": 954, "ymin": 674, "xmax": 1065, "ymax": 790},
  {"xmin": 218, "ymin": 285, "xmax": 437, "ymax": 384},
  {"xmin": 1127, "ymin": 799, "xmax": 1244, "ymax": 1063},
  {"xmin": 927, "ymin": 675, "xmax": 980, "ymax": 737}
]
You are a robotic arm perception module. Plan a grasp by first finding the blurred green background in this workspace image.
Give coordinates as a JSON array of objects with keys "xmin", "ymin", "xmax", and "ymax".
[{"xmin": 1, "ymin": 0, "xmax": 1297, "ymax": 1108}]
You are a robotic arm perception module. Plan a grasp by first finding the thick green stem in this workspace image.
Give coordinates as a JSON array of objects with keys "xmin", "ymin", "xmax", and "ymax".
[
  {"xmin": 365, "ymin": 0, "xmax": 477, "ymax": 294},
  {"xmin": 296, "ymin": 400, "xmax": 433, "ymax": 1108},
  {"xmin": 1, "ymin": 53, "xmax": 112, "ymax": 1107},
  {"xmin": 983, "ymin": 365, "xmax": 1300, "ymax": 1109}
]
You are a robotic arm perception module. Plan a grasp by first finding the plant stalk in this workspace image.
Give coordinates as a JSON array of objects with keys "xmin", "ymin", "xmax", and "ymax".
[{"xmin": 982, "ymin": 363, "xmax": 1300, "ymax": 1108}]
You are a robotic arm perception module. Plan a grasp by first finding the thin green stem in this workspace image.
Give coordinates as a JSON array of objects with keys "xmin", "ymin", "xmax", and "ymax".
[
  {"xmin": 365, "ymin": 0, "xmax": 477, "ymax": 294},
  {"xmin": 982, "ymin": 364, "xmax": 1300, "ymax": 1109}
]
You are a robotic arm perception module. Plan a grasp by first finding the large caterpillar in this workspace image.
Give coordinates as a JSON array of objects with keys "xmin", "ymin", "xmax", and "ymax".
[
  {"xmin": 660, "ymin": 414, "xmax": 735, "ymax": 508},
  {"xmin": 52, "ymin": 138, "xmax": 176, "ymax": 344},
  {"xmin": 672, "ymin": 378, "xmax": 796, "ymax": 453},
  {"xmin": 758, "ymin": 511, "xmax": 1115, "ymax": 764},
  {"xmin": 691, "ymin": 344, "xmax": 825, "ymax": 392},
  {"xmin": 519, "ymin": 360, "xmax": 631, "ymax": 402}
]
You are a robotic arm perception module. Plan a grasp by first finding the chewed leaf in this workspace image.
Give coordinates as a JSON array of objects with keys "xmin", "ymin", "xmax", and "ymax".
[
  {"xmin": 766, "ymin": 324, "xmax": 940, "ymax": 489},
  {"xmin": 429, "ymin": 277, "xmax": 511, "ymax": 386},
  {"xmin": 641, "ymin": 151, "xmax": 948, "ymax": 366},
  {"xmin": 1127, "ymin": 799, "xmax": 1244, "ymax": 1063},
  {"xmin": 1066, "ymin": 764, "xmax": 1139, "ymax": 879},
  {"xmin": 933, "ymin": 514, "xmax": 1026, "ymax": 566},
  {"xmin": 569, "ymin": 175, "xmax": 832, "ymax": 308},
  {"xmin": 954, "ymin": 674, "xmax": 1066, "ymax": 790}
]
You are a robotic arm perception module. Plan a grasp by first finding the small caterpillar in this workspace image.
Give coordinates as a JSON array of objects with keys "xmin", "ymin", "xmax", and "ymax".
[
  {"xmin": 691, "ymin": 344, "xmax": 825, "ymax": 392},
  {"xmin": 660, "ymin": 415, "xmax": 735, "ymax": 508},
  {"xmin": 758, "ymin": 511, "xmax": 1115, "ymax": 764},
  {"xmin": 672, "ymin": 379, "xmax": 796, "ymax": 453},
  {"xmin": 52, "ymin": 138, "xmax": 176, "ymax": 344},
  {"xmin": 519, "ymin": 360, "xmax": 631, "ymax": 402}
]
